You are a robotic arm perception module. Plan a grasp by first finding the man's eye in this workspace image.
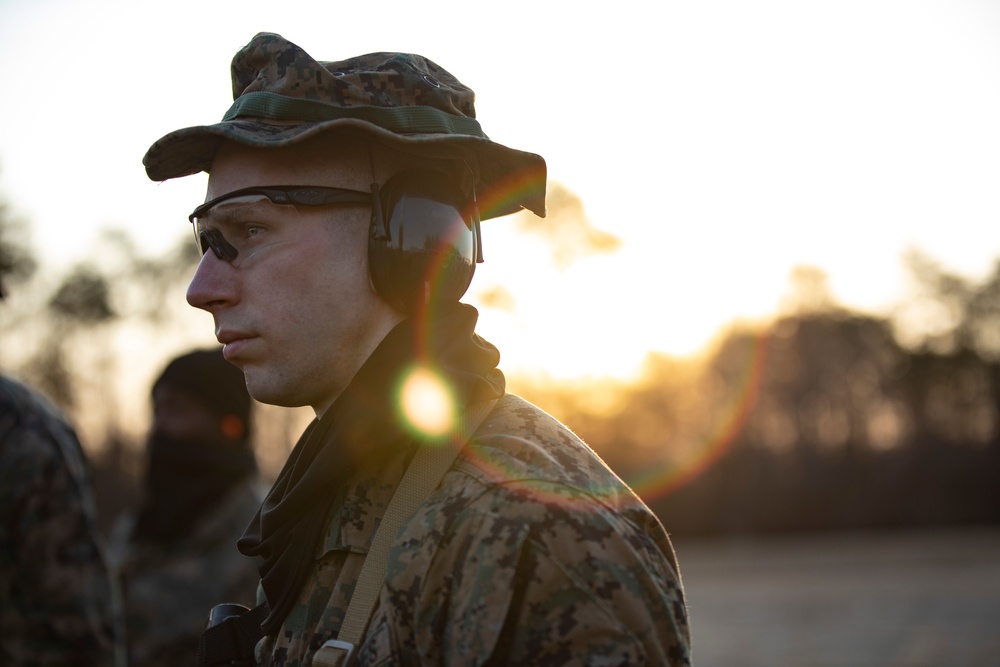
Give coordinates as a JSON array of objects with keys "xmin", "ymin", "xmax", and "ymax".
[{"xmin": 244, "ymin": 224, "xmax": 266, "ymax": 240}]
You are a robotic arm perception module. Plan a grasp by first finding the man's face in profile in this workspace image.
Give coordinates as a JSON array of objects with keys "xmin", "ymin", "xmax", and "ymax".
[{"xmin": 186, "ymin": 139, "xmax": 403, "ymax": 416}]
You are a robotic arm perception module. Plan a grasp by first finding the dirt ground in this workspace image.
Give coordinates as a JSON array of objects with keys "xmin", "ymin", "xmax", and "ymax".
[{"xmin": 672, "ymin": 525, "xmax": 1000, "ymax": 667}]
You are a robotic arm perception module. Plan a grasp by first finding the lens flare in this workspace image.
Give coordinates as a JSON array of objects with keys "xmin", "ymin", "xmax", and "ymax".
[
  {"xmin": 449, "ymin": 330, "xmax": 770, "ymax": 512},
  {"xmin": 630, "ymin": 329, "xmax": 770, "ymax": 500},
  {"xmin": 476, "ymin": 163, "xmax": 547, "ymax": 221},
  {"xmin": 400, "ymin": 367, "xmax": 456, "ymax": 438},
  {"xmin": 417, "ymin": 163, "xmax": 546, "ymax": 310}
]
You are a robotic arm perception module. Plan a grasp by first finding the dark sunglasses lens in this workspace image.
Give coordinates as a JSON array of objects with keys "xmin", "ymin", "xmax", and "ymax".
[
  {"xmin": 198, "ymin": 229, "xmax": 211, "ymax": 256},
  {"xmin": 199, "ymin": 229, "xmax": 239, "ymax": 263}
]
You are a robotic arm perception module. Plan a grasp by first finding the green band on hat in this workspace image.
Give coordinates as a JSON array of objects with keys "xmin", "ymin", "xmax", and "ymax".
[{"xmin": 223, "ymin": 92, "xmax": 488, "ymax": 138}]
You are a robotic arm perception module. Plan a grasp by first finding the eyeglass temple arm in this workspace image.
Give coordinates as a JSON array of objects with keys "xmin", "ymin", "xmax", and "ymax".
[{"xmin": 370, "ymin": 183, "xmax": 391, "ymax": 242}]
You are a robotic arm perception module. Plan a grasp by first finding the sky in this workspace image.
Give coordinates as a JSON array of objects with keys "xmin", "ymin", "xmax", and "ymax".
[{"xmin": 1, "ymin": 0, "xmax": 999, "ymax": 380}]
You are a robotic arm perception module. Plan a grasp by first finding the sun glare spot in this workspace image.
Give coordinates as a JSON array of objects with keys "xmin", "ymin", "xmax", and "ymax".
[{"xmin": 400, "ymin": 367, "xmax": 455, "ymax": 438}]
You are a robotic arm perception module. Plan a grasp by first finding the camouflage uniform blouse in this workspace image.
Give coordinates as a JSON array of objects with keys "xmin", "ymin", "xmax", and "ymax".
[
  {"xmin": 0, "ymin": 375, "xmax": 115, "ymax": 666},
  {"xmin": 256, "ymin": 394, "xmax": 692, "ymax": 666}
]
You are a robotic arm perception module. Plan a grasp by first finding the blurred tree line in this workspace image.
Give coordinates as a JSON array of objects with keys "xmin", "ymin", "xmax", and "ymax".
[
  {"xmin": 3, "ymin": 184, "xmax": 998, "ymax": 536},
  {"xmin": 519, "ymin": 261, "xmax": 1000, "ymax": 536}
]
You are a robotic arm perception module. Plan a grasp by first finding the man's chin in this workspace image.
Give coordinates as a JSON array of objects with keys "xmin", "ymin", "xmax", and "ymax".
[{"xmin": 243, "ymin": 374, "xmax": 307, "ymax": 410}]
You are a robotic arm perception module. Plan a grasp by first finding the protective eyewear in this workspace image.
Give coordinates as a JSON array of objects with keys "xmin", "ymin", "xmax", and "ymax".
[{"xmin": 189, "ymin": 185, "xmax": 373, "ymax": 263}]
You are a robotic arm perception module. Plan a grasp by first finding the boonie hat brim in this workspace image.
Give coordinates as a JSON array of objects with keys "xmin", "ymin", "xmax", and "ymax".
[{"xmin": 143, "ymin": 34, "xmax": 546, "ymax": 221}]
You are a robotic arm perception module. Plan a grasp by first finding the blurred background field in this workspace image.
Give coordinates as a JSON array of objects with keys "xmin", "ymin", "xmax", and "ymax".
[{"xmin": 674, "ymin": 526, "xmax": 1000, "ymax": 667}]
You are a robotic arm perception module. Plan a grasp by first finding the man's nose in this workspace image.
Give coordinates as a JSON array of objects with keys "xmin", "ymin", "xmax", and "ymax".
[{"xmin": 186, "ymin": 252, "xmax": 238, "ymax": 312}]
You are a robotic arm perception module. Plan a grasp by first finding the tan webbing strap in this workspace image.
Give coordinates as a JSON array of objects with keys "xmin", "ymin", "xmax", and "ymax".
[{"xmin": 312, "ymin": 398, "xmax": 497, "ymax": 667}]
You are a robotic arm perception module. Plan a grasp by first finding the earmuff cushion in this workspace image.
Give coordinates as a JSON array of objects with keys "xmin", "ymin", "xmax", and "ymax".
[{"xmin": 368, "ymin": 171, "xmax": 478, "ymax": 314}]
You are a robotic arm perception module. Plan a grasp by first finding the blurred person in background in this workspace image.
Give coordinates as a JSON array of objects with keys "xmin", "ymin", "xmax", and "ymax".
[
  {"xmin": 0, "ymin": 274, "xmax": 116, "ymax": 665},
  {"xmin": 107, "ymin": 348, "xmax": 263, "ymax": 667},
  {"xmin": 144, "ymin": 33, "xmax": 691, "ymax": 666}
]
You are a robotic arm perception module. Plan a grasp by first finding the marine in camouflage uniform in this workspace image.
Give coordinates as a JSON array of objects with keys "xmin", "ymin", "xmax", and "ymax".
[
  {"xmin": 0, "ymin": 373, "xmax": 115, "ymax": 666},
  {"xmin": 107, "ymin": 349, "xmax": 264, "ymax": 667},
  {"xmin": 108, "ymin": 479, "xmax": 264, "ymax": 667},
  {"xmin": 255, "ymin": 394, "xmax": 689, "ymax": 666},
  {"xmin": 144, "ymin": 33, "xmax": 692, "ymax": 666}
]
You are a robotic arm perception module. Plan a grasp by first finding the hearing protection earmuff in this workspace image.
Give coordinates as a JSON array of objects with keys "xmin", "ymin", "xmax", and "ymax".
[{"xmin": 368, "ymin": 170, "xmax": 482, "ymax": 314}]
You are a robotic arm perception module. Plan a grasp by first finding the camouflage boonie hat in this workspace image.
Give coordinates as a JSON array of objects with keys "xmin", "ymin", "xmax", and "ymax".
[{"xmin": 143, "ymin": 32, "xmax": 546, "ymax": 220}]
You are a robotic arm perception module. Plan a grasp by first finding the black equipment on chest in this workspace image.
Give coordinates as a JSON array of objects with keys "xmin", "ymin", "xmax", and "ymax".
[{"xmin": 368, "ymin": 170, "xmax": 482, "ymax": 314}]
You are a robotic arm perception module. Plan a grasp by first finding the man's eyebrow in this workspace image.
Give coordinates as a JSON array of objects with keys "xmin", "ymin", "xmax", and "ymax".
[{"xmin": 198, "ymin": 197, "xmax": 289, "ymax": 224}]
